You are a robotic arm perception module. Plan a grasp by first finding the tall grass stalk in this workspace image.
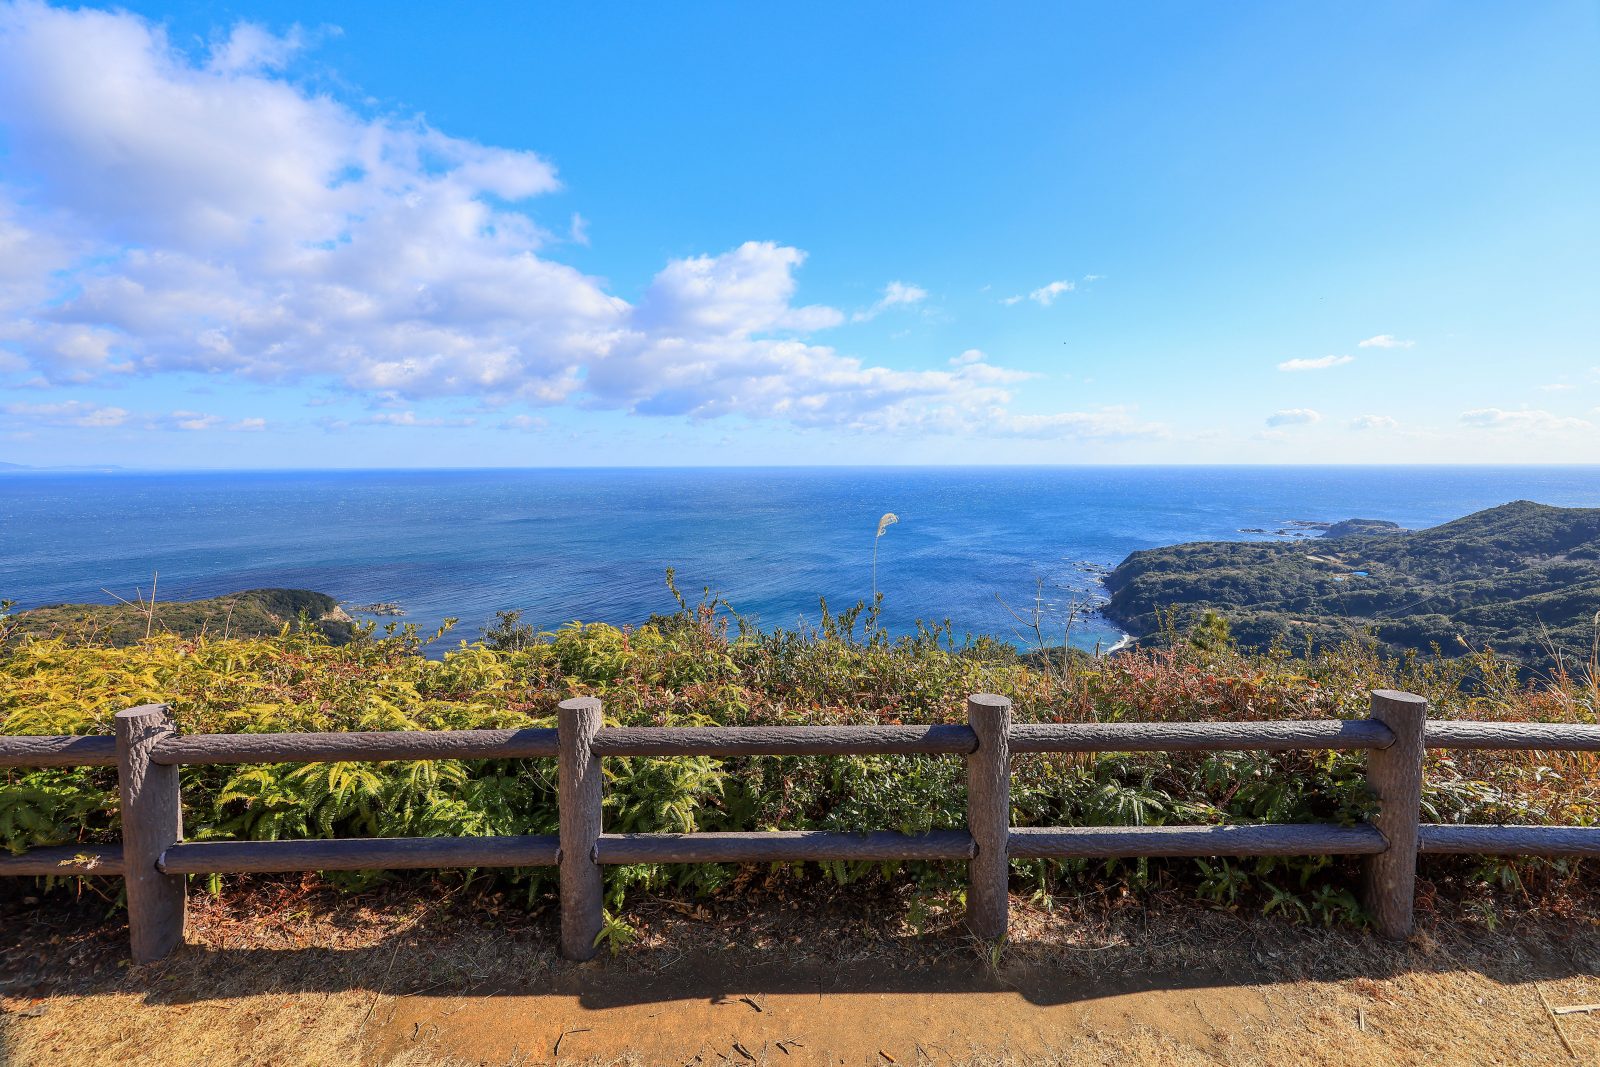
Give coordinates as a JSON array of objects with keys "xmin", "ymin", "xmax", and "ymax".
[{"xmin": 872, "ymin": 512, "xmax": 898, "ymax": 600}]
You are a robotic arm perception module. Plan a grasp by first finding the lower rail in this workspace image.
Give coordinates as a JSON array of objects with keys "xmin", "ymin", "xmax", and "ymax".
[
  {"xmin": 0, "ymin": 844, "xmax": 125, "ymax": 876},
  {"xmin": 158, "ymin": 835, "xmax": 559, "ymax": 874},
  {"xmin": 1418, "ymin": 824, "xmax": 1600, "ymax": 856},
  {"xmin": 1007, "ymin": 823, "xmax": 1387, "ymax": 858}
]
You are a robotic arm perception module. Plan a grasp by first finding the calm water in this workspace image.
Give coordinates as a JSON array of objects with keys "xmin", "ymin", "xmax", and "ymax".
[{"xmin": 2, "ymin": 467, "xmax": 1597, "ymax": 652}]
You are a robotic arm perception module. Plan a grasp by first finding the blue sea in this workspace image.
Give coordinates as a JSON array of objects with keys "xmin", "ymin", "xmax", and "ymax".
[{"xmin": 2, "ymin": 467, "xmax": 1597, "ymax": 654}]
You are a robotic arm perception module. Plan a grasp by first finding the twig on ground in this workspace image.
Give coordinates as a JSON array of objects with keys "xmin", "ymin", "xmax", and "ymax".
[
  {"xmin": 1535, "ymin": 983, "xmax": 1579, "ymax": 1060},
  {"xmin": 553, "ymin": 1027, "xmax": 591, "ymax": 1055},
  {"xmin": 357, "ymin": 936, "xmax": 405, "ymax": 1037}
]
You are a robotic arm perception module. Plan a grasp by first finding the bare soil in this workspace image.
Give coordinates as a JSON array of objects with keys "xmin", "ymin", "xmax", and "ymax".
[{"xmin": 2, "ymin": 878, "xmax": 1598, "ymax": 1066}]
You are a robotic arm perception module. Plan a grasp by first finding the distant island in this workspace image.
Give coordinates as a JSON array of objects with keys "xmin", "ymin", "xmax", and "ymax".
[{"xmin": 1103, "ymin": 500, "xmax": 1600, "ymax": 670}]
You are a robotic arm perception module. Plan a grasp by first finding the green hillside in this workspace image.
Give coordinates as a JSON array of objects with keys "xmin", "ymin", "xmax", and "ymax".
[{"xmin": 1103, "ymin": 501, "xmax": 1600, "ymax": 668}]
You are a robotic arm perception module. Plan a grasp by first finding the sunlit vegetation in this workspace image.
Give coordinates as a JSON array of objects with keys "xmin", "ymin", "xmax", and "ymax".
[{"xmin": 2, "ymin": 576, "xmax": 1596, "ymax": 932}]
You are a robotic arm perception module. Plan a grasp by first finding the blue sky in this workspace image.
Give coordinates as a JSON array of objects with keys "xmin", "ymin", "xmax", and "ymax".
[{"xmin": 0, "ymin": 0, "xmax": 1596, "ymax": 467}]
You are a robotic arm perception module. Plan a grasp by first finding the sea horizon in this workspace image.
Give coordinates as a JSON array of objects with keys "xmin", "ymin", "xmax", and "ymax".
[
  {"xmin": 8, "ymin": 462, "xmax": 1600, "ymax": 473},
  {"xmin": 5, "ymin": 465, "xmax": 1596, "ymax": 654}
]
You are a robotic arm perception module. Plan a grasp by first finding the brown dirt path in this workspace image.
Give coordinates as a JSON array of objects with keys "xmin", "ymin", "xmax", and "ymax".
[
  {"xmin": 3, "ymin": 883, "xmax": 1599, "ymax": 1065},
  {"xmin": 367, "ymin": 958, "xmax": 1271, "ymax": 1065}
]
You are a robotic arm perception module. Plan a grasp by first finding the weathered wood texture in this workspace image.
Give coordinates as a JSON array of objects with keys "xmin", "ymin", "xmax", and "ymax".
[
  {"xmin": 1007, "ymin": 823, "xmax": 1387, "ymax": 858},
  {"xmin": 596, "ymin": 830, "xmax": 973, "ymax": 864},
  {"xmin": 558, "ymin": 696, "xmax": 604, "ymax": 962},
  {"xmin": 1425, "ymin": 721, "xmax": 1600, "ymax": 751},
  {"xmin": 1009, "ymin": 719, "xmax": 1394, "ymax": 753},
  {"xmin": 152, "ymin": 728, "xmax": 558, "ymax": 765},
  {"xmin": 592, "ymin": 724, "xmax": 977, "ymax": 756},
  {"xmin": 0, "ymin": 845, "xmax": 124, "ymax": 876},
  {"xmin": 0, "ymin": 734, "xmax": 118, "ymax": 767},
  {"xmin": 115, "ymin": 704, "xmax": 186, "ymax": 962},
  {"xmin": 159, "ymin": 835, "xmax": 558, "ymax": 873},
  {"xmin": 965, "ymin": 693, "xmax": 1011, "ymax": 941},
  {"xmin": 1362, "ymin": 689, "xmax": 1428, "ymax": 940},
  {"xmin": 18, "ymin": 687, "xmax": 1600, "ymax": 963},
  {"xmin": 1419, "ymin": 824, "xmax": 1600, "ymax": 856}
]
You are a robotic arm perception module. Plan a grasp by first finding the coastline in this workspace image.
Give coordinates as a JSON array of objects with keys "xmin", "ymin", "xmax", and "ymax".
[{"xmin": 1102, "ymin": 632, "xmax": 1133, "ymax": 655}]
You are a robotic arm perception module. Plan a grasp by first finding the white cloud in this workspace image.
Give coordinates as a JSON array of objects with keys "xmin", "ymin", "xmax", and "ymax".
[
  {"xmin": 3, "ymin": 400, "xmax": 129, "ymax": 427},
  {"xmin": 1003, "ymin": 279, "xmax": 1075, "ymax": 307},
  {"xmin": 851, "ymin": 280, "xmax": 928, "ymax": 322},
  {"xmin": 1539, "ymin": 383, "xmax": 1576, "ymax": 392},
  {"xmin": 1358, "ymin": 334, "xmax": 1415, "ymax": 349},
  {"xmin": 949, "ymin": 349, "xmax": 986, "ymax": 366},
  {"xmin": 1278, "ymin": 354, "xmax": 1354, "ymax": 372},
  {"xmin": 0, "ymin": 3, "xmax": 1139, "ymax": 441},
  {"xmin": 1266, "ymin": 408, "xmax": 1322, "ymax": 427},
  {"xmin": 1460, "ymin": 408, "xmax": 1593, "ymax": 433},
  {"xmin": 1350, "ymin": 414, "xmax": 1399, "ymax": 431}
]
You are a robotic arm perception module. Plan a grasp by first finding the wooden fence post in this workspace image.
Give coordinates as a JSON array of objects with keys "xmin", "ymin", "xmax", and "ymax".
[
  {"xmin": 115, "ymin": 704, "xmax": 185, "ymax": 962},
  {"xmin": 1363, "ymin": 689, "xmax": 1428, "ymax": 939},
  {"xmin": 558, "ymin": 696, "xmax": 604, "ymax": 961},
  {"xmin": 965, "ymin": 693, "xmax": 1012, "ymax": 941}
]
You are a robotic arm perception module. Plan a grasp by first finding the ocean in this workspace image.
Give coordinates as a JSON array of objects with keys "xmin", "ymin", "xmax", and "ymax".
[{"xmin": 2, "ymin": 466, "xmax": 1597, "ymax": 653}]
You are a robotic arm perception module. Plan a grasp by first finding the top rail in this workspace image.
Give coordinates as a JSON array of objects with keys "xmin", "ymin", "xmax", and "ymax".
[
  {"xmin": 1009, "ymin": 719, "xmax": 1395, "ymax": 753},
  {"xmin": 591, "ymin": 724, "xmax": 977, "ymax": 756},
  {"xmin": 1425, "ymin": 721, "xmax": 1600, "ymax": 751},
  {"xmin": 150, "ymin": 728, "xmax": 560, "ymax": 765},
  {"xmin": 7, "ymin": 714, "xmax": 1600, "ymax": 771}
]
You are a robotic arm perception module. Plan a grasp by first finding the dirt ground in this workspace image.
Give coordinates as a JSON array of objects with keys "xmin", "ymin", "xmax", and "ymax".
[{"xmin": 2, "ymin": 879, "xmax": 1599, "ymax": 1066}]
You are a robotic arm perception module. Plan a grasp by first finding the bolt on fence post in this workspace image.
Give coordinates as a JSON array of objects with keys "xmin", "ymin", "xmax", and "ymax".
[
  {"xmin": 115, "ymin": 704, "xmax": 186, "ymax": 962},
  {"xmin": 1363, "ymin": 689, "xmax": 1428, "ymax": 940},
  {"xmin": 558, "ymin": 696, "xmax": 605, "ymax": 961},
  {"xmin": 965, "ymin": 693, "xmax": 1012, "ymax": 942}
]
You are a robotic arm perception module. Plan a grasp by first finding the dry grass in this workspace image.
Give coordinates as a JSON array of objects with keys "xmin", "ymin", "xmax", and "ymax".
[{"xmin": 3, "ymin": 878, "xmax": 1599, "ymax": 1066}]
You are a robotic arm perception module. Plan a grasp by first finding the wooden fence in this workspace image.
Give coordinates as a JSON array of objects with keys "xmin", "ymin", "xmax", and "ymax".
[{"xmin": 3, "ymin": 689, "xmax": 1600, "ymax": 963}]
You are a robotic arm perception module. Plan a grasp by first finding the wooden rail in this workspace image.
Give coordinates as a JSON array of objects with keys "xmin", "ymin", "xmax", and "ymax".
[{"xmin": 3, "ymin": 691, "xmax": 1599, "ymax": 963}]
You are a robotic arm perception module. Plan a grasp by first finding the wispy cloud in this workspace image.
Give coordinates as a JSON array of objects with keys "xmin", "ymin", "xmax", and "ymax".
[
  {"xmin": 500, "ymin": 414, "xmax": 547, "ymax": 432},
  {"xmin": 150, "ymin": 411, "xmax": 267, "ymax": 432},
  {"xmin": 3, "ymin": 400, "xmax": 129, "ymax": 427},
  {"xmin": 1460, "ymin": 408, "xmax": 1592, "ymax": 433},
  {"xmin": 851, "ymin": 280, "xmax": 928, "ymax": 322},
  {"xmin": 1265, "ymin": 408, "xmax": 1322, "ymax": 427},
  {"xmin": 1350, "ymin": 414, "xmax": 1399, "ymax": 431},
  {"xmin": 1002, "ymin": 279, "xmax": 1075, "ymax": 307},
  {"xmin": 359, "ymin": 411, "xmax": 478, "ymax": 428},
  {"xmin": 1358, "ymin": 334, "xmax": 1415, "ymax": 349},
  {"xmin": 1278, "ymin": 354, "xmax": 1354, "ymax": 372},
  {"xmin": 996, "ymin": 406, "xmax": 1168, "ymax": 441},
  {"xmin": 4, "ymin": 400, "xmax": 267, "ymax": 432}
]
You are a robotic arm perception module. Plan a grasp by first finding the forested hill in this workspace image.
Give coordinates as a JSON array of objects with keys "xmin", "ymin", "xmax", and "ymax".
[{"xmin": 1103, "ymin": 501, "xmax": 1600, "ymax": 668}]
